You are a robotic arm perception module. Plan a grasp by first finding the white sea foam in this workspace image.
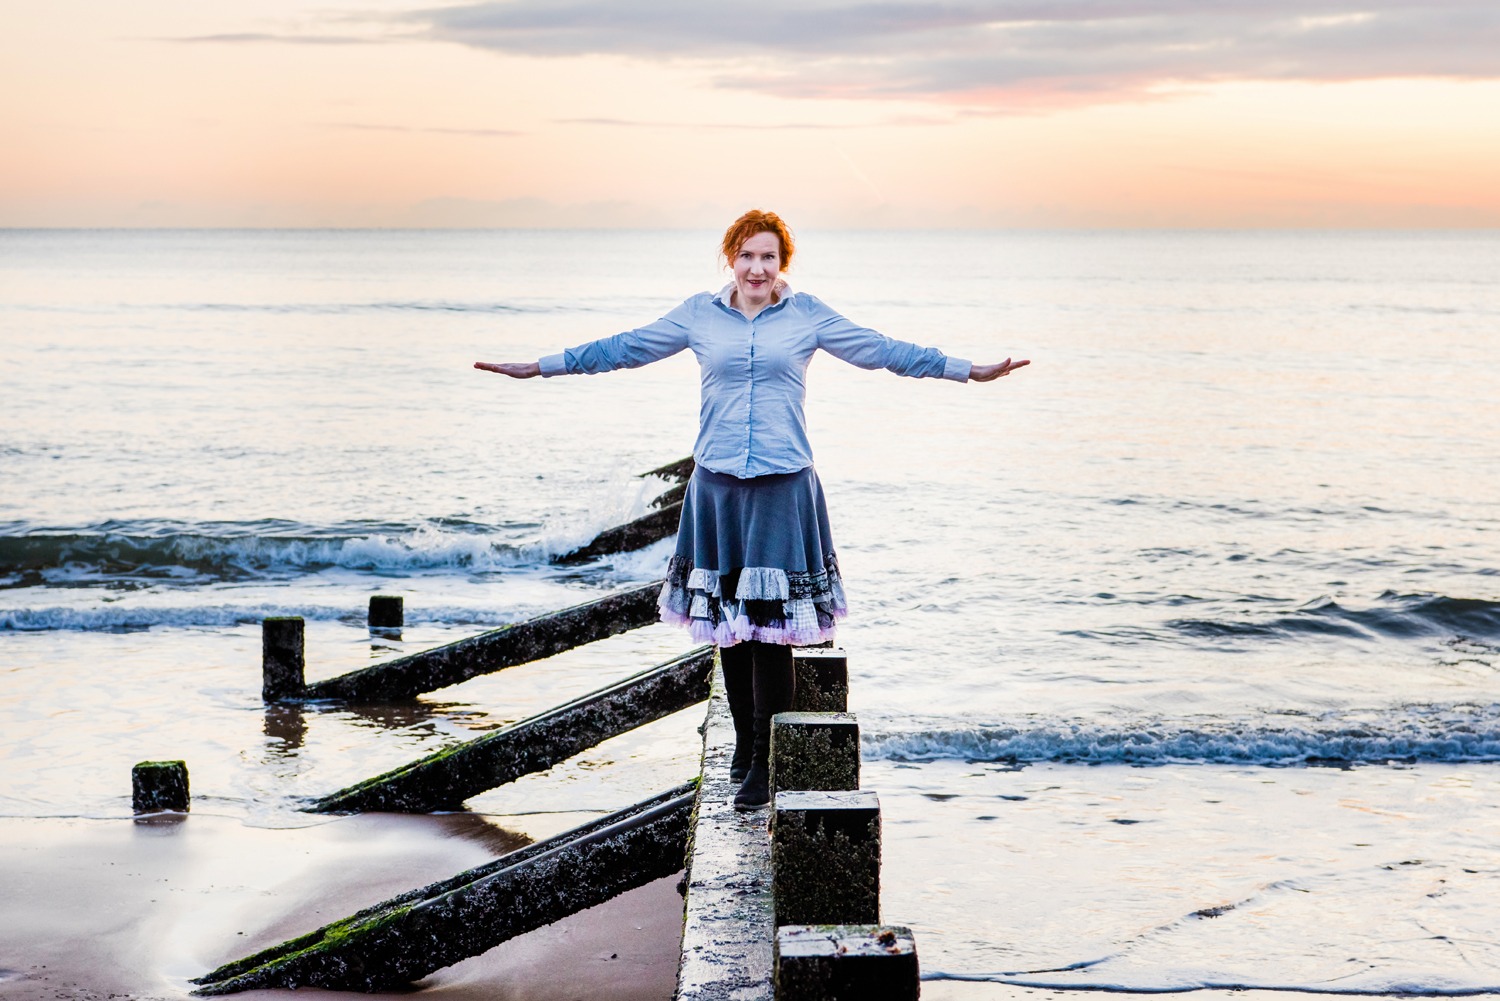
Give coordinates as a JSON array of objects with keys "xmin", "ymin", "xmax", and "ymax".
[
  {"xmin": 927, "ymin": 969, "xmax": 1500, "ymax": 995},
  {"xmin": 0, "ymin": 602, "xmax": 531, "ymax": 632}
]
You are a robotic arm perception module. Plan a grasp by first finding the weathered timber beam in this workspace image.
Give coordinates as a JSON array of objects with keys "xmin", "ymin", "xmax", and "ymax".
[
  {"xmin": 299, "ymin": 581, "xmax": 664, "ymax": 703},
  {"xmin": 643, "ymin": 456, "xmax": 695, "ymax": 482},
  {"xmin": 194, "ymin": 791, "xmax": 695, "ymax": 995},
  {"xmin": 308, "ymin": 646, "xmax": 714, "ymax": 813},
  {"xmin": 556, "ymin": 502, "xmax": 683, "ymax": 564},
  {"xmin": 195, "ymin": 781, "xmax": 695, "ymax": 989},
  {"xmin": 651, "ymin": 479, "xmax": 688, "ymax": 511}
]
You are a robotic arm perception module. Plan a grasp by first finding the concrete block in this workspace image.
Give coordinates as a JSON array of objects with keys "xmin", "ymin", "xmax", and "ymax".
[
  {"xmin": 771, "ymin": 712, "xmax": 859, "ymax": 795},
  {"xmin": 133, "ymin": 760, "xmax": 189, "ymax": 813},
  {"xmin": 771, "ymin": 790, "xmax": 880, "ymax": 927},
  {"xmin": 792, "ymin": 649, "xmax": 847, "ymax": 713},
  {"xmin": 774, "ymin": 925, "xmax": 918, "ymax": 1001}
]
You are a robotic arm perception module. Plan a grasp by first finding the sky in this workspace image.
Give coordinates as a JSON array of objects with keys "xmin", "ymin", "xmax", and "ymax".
[{"xmin": 4, "ymin": 1, "xmax": 1500, "ymax": 228}]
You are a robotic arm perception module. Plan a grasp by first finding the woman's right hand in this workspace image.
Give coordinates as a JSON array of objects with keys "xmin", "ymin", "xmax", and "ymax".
[{"xmin": 474, "ymin": 361, "xmax": 541, "ymax": 379}]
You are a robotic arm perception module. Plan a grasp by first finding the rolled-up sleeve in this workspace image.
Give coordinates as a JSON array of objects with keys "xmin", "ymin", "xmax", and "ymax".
[
  {"xmin": 808, "ymin": 296, "xmax": 969, "ymax": 382},
  {"xmin": 539, "ymin": 298, "xmax": 695, "ymax": 377}
]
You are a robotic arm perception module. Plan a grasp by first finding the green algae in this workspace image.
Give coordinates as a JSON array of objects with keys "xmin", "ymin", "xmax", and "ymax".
[
  {"xmin": 132, "ymin": 759, "xmax": 189, "ymax": 813},
  {"xmin": 771, "ymin": 721, "xmax": 858, "ymax": 794},
  {"xmin": 308, "ymin": 648, "xmax": 712, "ymax": 814},
  {"xmin": 771, "ymin": 813, "xmax": 880, "ymax": 927},
  {"xmin": 197, "ymin": 784, "xmax": 697, "ymax": 994},
  {"xmin": 193, "ymin": 906, "xmax": 414, "ymax": 996}
]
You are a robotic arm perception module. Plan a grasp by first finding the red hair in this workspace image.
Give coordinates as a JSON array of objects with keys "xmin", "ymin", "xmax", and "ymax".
[{"xmin": 720, "ymin": 209, "xmax": 795, "ymax": 271}]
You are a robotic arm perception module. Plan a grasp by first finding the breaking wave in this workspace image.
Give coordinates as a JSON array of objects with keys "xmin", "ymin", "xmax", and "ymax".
[
  {"xmin": 1166, "ymin": 593, "xmax": 1500, "ymax": 643},
  {"xmin": 866, "ymin": 703, "xmax": 1500, "ymax": 765},
  {"xmin": 0, "ymin": 520, "xmax": 544, "ymax": 582},
  {"xmin": 1067, "ymin": 592, "xmax": 1500, "ymax": 648},
  {"xmin": 0, "ymin": 602, "xmax": 536, "ymax": 632}
]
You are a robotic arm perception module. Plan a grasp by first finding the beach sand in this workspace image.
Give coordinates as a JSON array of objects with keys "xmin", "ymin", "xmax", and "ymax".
[{"xmin": 0, "ymin": 813, "xmax": 681, "ymax": 1000}]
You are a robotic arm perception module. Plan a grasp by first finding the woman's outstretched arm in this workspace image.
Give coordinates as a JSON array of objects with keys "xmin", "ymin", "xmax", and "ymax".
[
  {"xmin": 473, "ymin": 361, "xmax": 540, "ymax": 378},
  {"xmin": 477, "ymin": 297, "xmax": 697, "ymax": 381},
  {"xmin": 809, "ymin": 293, "xmax": 1029, "ymax": 384}
]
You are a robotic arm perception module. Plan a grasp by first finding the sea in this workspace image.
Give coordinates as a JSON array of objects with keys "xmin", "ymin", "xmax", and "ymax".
[{"xmin": 3, "ymin": 228, "xmax": 1499, "ymax": 996}]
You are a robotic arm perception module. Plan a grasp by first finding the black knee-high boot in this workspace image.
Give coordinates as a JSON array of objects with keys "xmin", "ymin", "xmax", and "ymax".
[
  {"xmin": 734, "ymin": 642, "xmax": 796, "ymax": 811},
  {"xmin": 719, "ymin": 643, "xmax": 755, "ymax": 782}
]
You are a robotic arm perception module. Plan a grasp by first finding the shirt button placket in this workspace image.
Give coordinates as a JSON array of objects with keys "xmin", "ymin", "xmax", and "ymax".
[{"xmin": 744, "ymin": 316, "xmax": 755, "ymax": 477}]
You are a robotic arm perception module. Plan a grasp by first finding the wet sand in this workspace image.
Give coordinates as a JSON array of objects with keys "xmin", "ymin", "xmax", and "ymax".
[{"xmin": 0, "ymin": 814, "xmax": 681, "ymax": 1000}]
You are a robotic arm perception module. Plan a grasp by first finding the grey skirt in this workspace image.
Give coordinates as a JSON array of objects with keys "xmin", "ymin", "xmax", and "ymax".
[{"xmin": 657, "ymin": 465, "xmax": 847, "ymax": 647}]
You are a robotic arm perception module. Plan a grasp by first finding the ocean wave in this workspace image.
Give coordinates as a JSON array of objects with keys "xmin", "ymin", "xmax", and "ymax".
[
  {"xmin": 175, "ymin": 299, "xmax": 545, "ymax": 315},
  {"xmin": 0, "ymin": 521, "xmax": 542, "ymax": 581},
  {"xmin": 1064, "ymin": 592, "xmax": 1500, "ymax": 648},
  {"xmin": 1165, "ymin": 592, "xmax": 1500, "ymax": 644},
  {"xmin": 866, "ymin": 704, "xmax": 1500, "ymax": 765},
  {"xmin": 6, "ymin": 298, "xmax": 618, "ymax": 316},
  {"xmin": 0, "ymin": 601, "xmax": 532, "ymax": 632}
]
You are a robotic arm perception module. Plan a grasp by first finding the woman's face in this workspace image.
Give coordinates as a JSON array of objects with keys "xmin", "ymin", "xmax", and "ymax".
[{"xmin": 732, "ymin": 231, "xmax": 782, "ymax": 309}]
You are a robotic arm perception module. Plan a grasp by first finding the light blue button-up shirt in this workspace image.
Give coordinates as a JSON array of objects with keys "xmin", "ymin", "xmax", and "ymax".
[{"xmin": 539, "ymin": 283, "xmax": 971, "ymax": 479}]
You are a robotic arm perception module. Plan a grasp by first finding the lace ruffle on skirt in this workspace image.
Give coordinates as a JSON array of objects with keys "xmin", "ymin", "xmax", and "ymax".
[{"xmin": 658, "ymin": 552, "xmax": 847, "ymax": 647}]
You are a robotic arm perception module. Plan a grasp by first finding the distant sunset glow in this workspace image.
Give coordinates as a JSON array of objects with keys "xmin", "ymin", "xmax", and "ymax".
[{"xmin": 5, "ymin": 1, "xmax": 1500, "ymax": 228}]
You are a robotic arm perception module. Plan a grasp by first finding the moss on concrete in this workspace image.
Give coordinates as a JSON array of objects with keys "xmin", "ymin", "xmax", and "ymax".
[
  {"xmin": 307, "ymin": 646, "xmax": 712, "ymax": 813},
  {"xmin": 771, "ymin": 719, "xmax": 858, "ymax": 794},
  {"xmin": 300, "ymin": 581, "xmax": 664, "ymax": 702},
  {"xmin": 195, "ymin": 794, "xmax": 693, "ymax": 995},
  {"xmin": 792, "ymin": 653, "xmax": 849, "ymax": 714},
  {"xmin": 771, "ymin": 813, "xmax": 879, "ymax": 927},
  {"xmin": 196, "ymin": 782, "xmax": 695, "ymax": 989},
  {"xmin": 132, "ymin": 760, "xmax": 189, "ymax": 813}
]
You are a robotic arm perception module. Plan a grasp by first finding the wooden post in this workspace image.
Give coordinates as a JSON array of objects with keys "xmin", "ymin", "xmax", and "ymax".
[
  {"xmin": 771, "ymin": 712, "xmax": 859, "ymax": 796},
  {"xmin": 368, "ymin": 595, "xmax": 403, "ymax": 630},
  {"xmin": 261, "ymin": 616, "xmax": 305, "ymax": 702},
  {"xmin": 774, "ymin": 925, "xmax": 918, "ymax": 1001},
  {"xmin": 771, "ymin": 790, "xmax": 880, "ymax": 927},
  {"xmin": 792, "ymin": 648, "xmax": 848, "ymax": 713},
  {"xmin": 133, "ymin": 760, "xmax": 189, "ymax": 813}
]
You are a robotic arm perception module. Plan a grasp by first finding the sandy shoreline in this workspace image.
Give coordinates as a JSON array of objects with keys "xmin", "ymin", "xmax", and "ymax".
[{"xmin": 0, "ymin": 813, "xmax": 681, "ymax": 1000}]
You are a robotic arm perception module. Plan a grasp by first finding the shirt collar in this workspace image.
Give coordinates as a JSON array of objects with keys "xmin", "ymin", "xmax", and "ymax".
[{"xmin": 713, "ymin": 278, "xmax": 792, "ymax": 311}]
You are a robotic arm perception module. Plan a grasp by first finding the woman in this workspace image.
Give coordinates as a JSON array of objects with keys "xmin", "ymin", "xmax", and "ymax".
[{"xmin": 476, "ymin": 210, "xmax": 1028, "ymax": 810}]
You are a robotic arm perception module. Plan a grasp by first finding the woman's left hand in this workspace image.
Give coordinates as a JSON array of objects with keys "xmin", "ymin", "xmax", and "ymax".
[
  {"xmin": 970, "ymin": 358, "xmax": 1030, "ymax": 382},
  {"xmin": 474, "ymin": 361, "xmax": 541, "ymax": 378}
]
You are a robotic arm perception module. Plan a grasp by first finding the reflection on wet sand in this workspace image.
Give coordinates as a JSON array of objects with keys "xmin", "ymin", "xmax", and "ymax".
[
  {"xmin": 262, "ymin": 702, "xmax": 307, "ymax": 754},
  {"xmin": 428, "ymin": 811, "xmax": 533, "ymax": 857}
]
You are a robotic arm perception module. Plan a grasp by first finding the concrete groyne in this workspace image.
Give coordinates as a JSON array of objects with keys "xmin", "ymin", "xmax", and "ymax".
[{"xmin": 188, "ymin": 459, "xmax": 921, "ymax": 998}]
